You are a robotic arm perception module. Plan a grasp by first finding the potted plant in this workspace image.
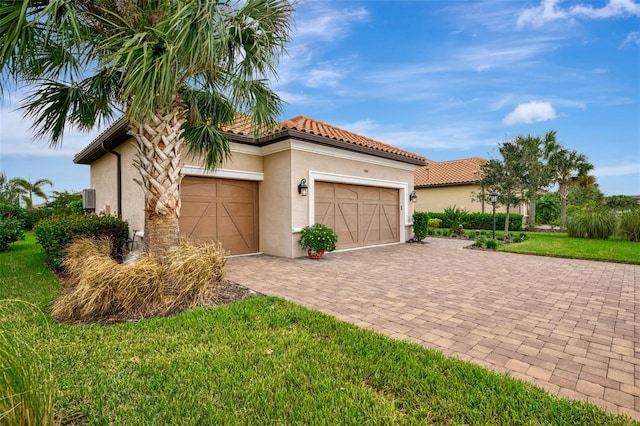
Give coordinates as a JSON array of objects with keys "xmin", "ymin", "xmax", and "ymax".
[{"xmin": 298, "ymin": 223, "xmax": 338, "ymax": 259}]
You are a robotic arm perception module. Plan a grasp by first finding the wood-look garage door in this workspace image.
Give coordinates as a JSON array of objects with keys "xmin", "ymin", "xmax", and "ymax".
[
  {"xmin": 315, "ymin": 182, "xmax": 399, "ymax": 249},
  {"xmin": 179, "ymin": 176, "xmax": 258, "ymax": 255}
]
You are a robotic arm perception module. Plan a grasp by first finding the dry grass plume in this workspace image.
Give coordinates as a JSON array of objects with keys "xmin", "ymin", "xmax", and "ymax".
[{"xmin": 51, "ymin": 237, "xmax": 229, "ymax": 324}]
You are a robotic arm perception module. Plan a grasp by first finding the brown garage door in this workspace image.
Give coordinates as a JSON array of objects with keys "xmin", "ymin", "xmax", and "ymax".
[
  {"xmin": 180, "ymin": 176, "xmax": 258, "ymax": 255},
  {"xmin": 315, "ymin": 181, "xmax": 399, "ymax": 249}
]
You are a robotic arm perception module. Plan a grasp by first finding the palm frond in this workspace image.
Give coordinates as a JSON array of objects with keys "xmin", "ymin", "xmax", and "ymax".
[
  {"xmin": 182, "ymin": 124, "xmax": 232, "ymax": 170},
  {"xmin": 19, "ymin": 69, "xmax": 120, "ymax": 145},
  {"xmin": 231, "ymin": 78, "xmax": 283, "ymax": 135}
]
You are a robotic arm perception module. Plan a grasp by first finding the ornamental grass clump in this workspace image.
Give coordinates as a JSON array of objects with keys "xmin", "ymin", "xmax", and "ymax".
[
  {"xmin": 51, "ymin": 237, "xmax": 226, "ymax": 324},
  {"xmin": 566, "ymin": 210, "xmax": 617, "ymax": 240},
  {"xmin": 0, "ymin": 303, "xmax": 56, "ymax": 426},
  {"xmin": 298, "ymin": 224, "xmax": 338, "ymax": 253},
  {"xmin": 618, "ymin": 209, "xmax": 640, "ymax": 242}
]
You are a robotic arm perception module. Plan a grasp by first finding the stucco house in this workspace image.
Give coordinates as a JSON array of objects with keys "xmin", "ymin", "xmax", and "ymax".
[
  {"xmin": 414, "ymin": 157, "xmax": 526, "ymax": 216},
  {"xmin": 74, "ymin": 115, "xmax": 426, "ymax": 258},
  {"xmin": 413, "ymin": 157, "xmax": 489, "ymax": 213}
]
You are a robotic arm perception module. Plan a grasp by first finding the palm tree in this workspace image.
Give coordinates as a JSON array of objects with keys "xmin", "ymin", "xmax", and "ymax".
[
  {"xmin": 1, "ymin": 0, "xmax": 292, "ymax": 260},
  {"xmin": 12, "ymin": 177, "xmax": 53, "ymax": 208},
  {"xmin": 545, "ymin": 144, "xmax": 594, "ymax": 226}
]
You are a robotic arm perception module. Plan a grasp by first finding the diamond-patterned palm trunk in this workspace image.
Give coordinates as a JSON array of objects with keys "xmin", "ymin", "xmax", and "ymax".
[{"xmin": 129, "ymin": 104, "xmax": 186, "ymax": 262}]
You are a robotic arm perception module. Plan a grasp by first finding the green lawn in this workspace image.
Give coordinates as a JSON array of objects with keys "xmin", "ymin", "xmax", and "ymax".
[
  {"xmin": 498, "ymin": 232, "xmax": 640, "ymax": 264},
  {"xmin": 0, "ymin": 234, "xmax": 636, "ymax": 425}
]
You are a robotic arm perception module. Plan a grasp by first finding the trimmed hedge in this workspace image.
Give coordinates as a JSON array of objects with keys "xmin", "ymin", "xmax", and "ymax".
[
  {"xmin": 34, "ymin": 215, "xmax": 129, "ymax": 270},
  {"xmin": 423, "ymin": 211, "xmax": 523, "ymax": 232},
  {"xmin": 412, "ymin": 212, "xmax": 429, "ymax": 241}
]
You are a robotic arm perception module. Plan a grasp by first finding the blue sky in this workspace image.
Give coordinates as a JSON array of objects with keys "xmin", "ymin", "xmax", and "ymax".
[{"xmin": 1, "ymin": 0, "xmax": 639, "ymax": 202}]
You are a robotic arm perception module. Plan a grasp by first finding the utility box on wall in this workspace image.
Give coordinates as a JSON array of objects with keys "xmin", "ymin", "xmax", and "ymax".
[{"xmin": 82, "ymin": 189, "xmax": 96, "ymax": 212}]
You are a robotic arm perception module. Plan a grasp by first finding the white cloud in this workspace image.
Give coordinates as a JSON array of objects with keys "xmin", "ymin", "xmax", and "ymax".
[
  {"xmin": 502, "ymin": 101, "xmax": 557, "ymax": 125},
  {"xmin": 517, "ymin": 0, "xmax": 568, "ymax": 28},
  {"xmin": 0, "ymin": 106, "xmax": 101, "ymax": 156},
  {"xmin": 620, "ymin": 31, "xmax": 640, "ymax": 47},
  {"xmin": 305, "ymin": 68, "xmax": 345, "ymax": 88},
  {"xmin": 595, "ymin": 163, "xmax": 640, "ymax": 177},
  {"xmin": 293, "ymin": 6, "xmax": 368, "ymax": 43},
  {"xmin": 517, "ymin": 0, "xmax": 640, "ymax": 28},
  {"xmin": 570, "ymin": 0, "xmax": 640, "ymax": 19}
]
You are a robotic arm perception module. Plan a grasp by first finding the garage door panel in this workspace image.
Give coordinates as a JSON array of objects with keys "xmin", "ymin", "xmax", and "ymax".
[
  {"xmin": 180, "ymin": 177, "xmax": 258, "ymax": 255},
  {"xmin": 315, "ymin": 182, "xmax": 399, "ymax": 250},
  {"xmin": 335, "ymin": 186, "xmax": 358, "ymax": 200}
]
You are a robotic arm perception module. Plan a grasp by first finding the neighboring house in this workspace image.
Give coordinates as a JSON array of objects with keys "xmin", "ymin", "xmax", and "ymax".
[
  {"xmin": 74, "ymin": 115, "xmax": 426, "ymax": 257},
  {"xmin": 414, "ymin": 157, "xmax": 489, "ymax": 213},
  {"xmin": 414, "ymin": 157, "xmax": 526, "ymax": 216}
]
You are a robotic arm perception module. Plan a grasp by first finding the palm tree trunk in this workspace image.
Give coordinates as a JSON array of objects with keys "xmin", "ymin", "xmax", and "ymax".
[
  {"xmin": 559, "ymin": 182, "xmax": 568, "ymax": 227},
  {"xmin": 129, "ymin": 103, "xmax": 186, "ymax": 262}
]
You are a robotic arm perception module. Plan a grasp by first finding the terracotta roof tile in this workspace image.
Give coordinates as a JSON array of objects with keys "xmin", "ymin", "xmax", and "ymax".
[
  {"xmin": 280, "ymin": 115, "xmax": 427, "ymax": 162},
  {"xmin": 415, "ymin": 157, "xmax": 486, "ymax": 187},
  {"xmin": 76, "ymin": 113, "xmax": 426, "ymax": 165}
]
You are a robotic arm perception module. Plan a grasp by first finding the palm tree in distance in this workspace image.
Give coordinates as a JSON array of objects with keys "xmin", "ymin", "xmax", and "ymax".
[
  {"xmin": 13, "ymin": 177, "xmax": 53, "ymax": 208},
  {"xmin": 0, "ymin": 0, "xmax": 293, "ymax": 260},
  {"xmin": 545, "ymin": 143, "xmax": 594, "ymax": 226}
]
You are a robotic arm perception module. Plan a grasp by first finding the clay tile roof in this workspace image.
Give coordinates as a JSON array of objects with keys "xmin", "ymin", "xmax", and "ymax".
[
  {"xmin": 415, "ymin": 157, "xmax": 486, "ymax": 187},
  {"xmin": 280, "ymin": 115, "xmax": 427, "ymax": 162}
]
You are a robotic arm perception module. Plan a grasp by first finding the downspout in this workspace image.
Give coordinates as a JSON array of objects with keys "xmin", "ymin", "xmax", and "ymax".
[{"xmin": 101, "ymin": 142, "xmax": 122, "ymax": 217}]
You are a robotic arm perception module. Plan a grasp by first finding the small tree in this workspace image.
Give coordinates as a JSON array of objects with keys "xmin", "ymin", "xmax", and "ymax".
[
  {"xmin": 475, "ymin": 143, "xmax": 526, "ymax": 234},
  {"xmin": 0, "ymin": 173, "xmax": 20, "ymax": 204}
]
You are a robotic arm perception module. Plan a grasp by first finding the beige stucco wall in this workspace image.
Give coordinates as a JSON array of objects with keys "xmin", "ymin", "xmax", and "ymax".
[
  {"xmin": 88, "ymin": 137, "xmax": 419, "ymax": 257},
  {"xmin": 90, "ymin": 140, "xmax": 145, "ymax": 237},
  {"xmin": 260, "ymin": 150, "xmax": 293, "ymax": 257},
  {"xmin": 414, "ymin": 184, "xmax": 486, "ymax": 213},
  {"xmin": 415, "ymin": 184, "xmax": 523, "ymax": 215}
]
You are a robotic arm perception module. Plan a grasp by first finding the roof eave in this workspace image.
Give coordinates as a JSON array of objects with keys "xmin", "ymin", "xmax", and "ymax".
[
  {"xmin": 415, "ymin": 180, "xmax": 479, "ymax": 188},
  {"xmin": 74, "ymin": 117, "xmax": 129, "ymax": 164}
]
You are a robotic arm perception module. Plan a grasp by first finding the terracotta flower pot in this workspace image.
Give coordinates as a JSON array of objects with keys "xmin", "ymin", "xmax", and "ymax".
[{"xmin": 307, "ymin": 249, "xmax": 325, "ymax": 259}]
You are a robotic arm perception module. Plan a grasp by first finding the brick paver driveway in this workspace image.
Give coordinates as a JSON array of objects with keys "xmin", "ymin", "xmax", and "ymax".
[{"xmin": 227, "ymin": 238, "xmax": 639, "ymax": 419}]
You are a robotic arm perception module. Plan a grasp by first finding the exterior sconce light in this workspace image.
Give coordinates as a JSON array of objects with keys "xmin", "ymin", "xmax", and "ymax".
[
  {"xmin": 409, "ymin": 190, "xmax": 418, "ymax": 203},
  {"xmin": 298, "ymin": 178, "xmax": 308, "ymax": 196}
]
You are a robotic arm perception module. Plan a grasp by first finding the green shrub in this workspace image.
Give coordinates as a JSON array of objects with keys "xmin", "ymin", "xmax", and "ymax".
[
  {"xmin": 23, "ymin": 207, "xmax": 57, "ymax": 229},
  {"xmin": 412, "ymin": 212, "xmax": 429, "ymax": 241},
  {"xmin": 0, "ymin": 218, "xmax": 26, "ymax": 252},
  {"xmin": 472, "ymin": 237, "xmax": 486, "ymax": 247},
  {"xmin": 426, "ymin": 212, "xmax": 523, "ymax": 232},
  {"xmin": 618, "ymin": 209, "xmax": 640, "ymax": 242},
  {"xmin": 485, "ymin": 239, "xmax": 498, "ymax": 249},
  {"xmin": 605, "ymin": 194, "xmax": 639, "ymax": 210},
  {"xmin": 34, "ymin": 215, "xmax": 129, "ymax": 270},
  {"xmin": 298, "ymin": 223, "xmax": 337, "ymax": 253},
  {"xmin": 0, "ymin": 202, "xmax": 26, "ymax": 225},
  {"xmin": 566, "ymin": 210, "xmax": 618, "ymax": 240},
  {"xmin": 427, "ymin": 218, "xmax": 442, "ymax": 228},
  {"xmin": 536, "ymin": 192, "xmax": 560, "ymax": 224}
]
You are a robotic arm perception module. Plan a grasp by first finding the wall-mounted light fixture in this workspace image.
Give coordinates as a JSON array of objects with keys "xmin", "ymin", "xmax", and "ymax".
[
  {"xmin": 298, "ymin": 178, "xmax": 308, "ymax": 196},
  {"xmin": 409, "ymin": 190, "xmax": 418, "ymax": 203}
]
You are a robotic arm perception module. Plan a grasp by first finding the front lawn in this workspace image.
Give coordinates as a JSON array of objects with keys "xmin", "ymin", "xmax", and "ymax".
[
  {"xmin": 0, "ymin": 234, "xmax": 635, "ymax": 425},
  {"xmin": 498, "ymin": 232, "xmax": 640, "ymax": 264}
]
